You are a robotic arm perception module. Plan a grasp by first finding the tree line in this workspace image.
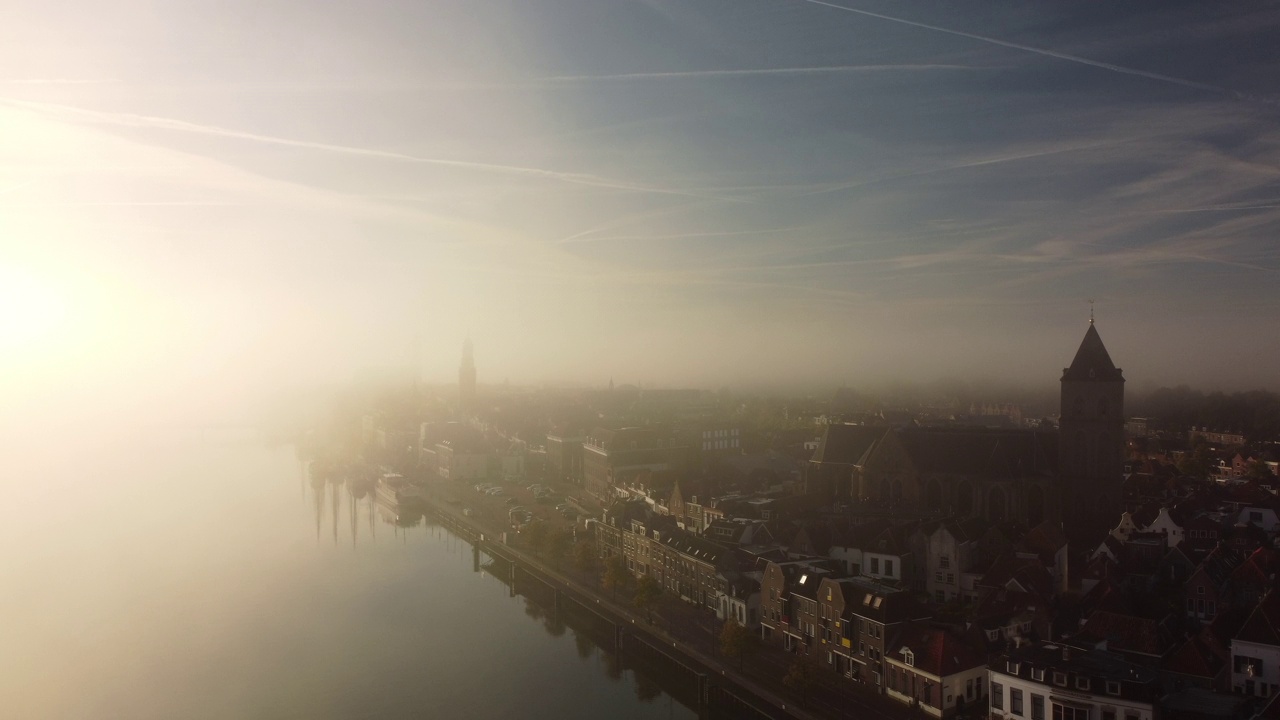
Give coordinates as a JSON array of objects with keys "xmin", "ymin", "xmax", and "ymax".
[{"xmin": 1131, "ymin": 386, "xmax": 1280, "ymax": 441}]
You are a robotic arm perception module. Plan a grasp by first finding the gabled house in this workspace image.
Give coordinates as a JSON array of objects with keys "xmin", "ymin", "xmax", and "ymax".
[
  {"xmin": 1230, "ymin": 589, "xmax": 1280, "ymax": 697},
  {"xmin": 883, "ymin": 624, "xmax": 987, "ymax": 718},
  {"xmin": 759, "ymin": 557, "xmax": 844, "ymax": 653},
  {"xmin": 925, "ymin": 520, "xmax": 982, "ymax": 604},
  {"xmin": 863, "ymin": 524, "xmax": 914, "ymax": 587},
  {"xmin": 1017, "ymin": 520, "xmax": 1069, "ymax": 595},
  {"xmin": 823, "ymin": 575, "xmax": 926, "ymax": 691},
  {"xmin": 1184, "ymin": 546, "xmax": 1248, "ymax": 623}
]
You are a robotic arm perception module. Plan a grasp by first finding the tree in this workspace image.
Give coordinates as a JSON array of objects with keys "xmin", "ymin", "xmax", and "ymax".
[
  {"xmin": 1178, "ymin": 442, "xmax": 1213, "ymax": 479},
  {"xmin": 633, "ymin": 576, "xmax": 662, "ymax": 623},
  {"xmin": 545, "ymin": 528, "xmax": 571, "ymax": 566},
  {"xmin": 783, "ymin": 654, "xmax": 818, "ymax": 706},
  {"xmin": 574, "ymin": 538, "xmax": 597, "ymax": 575},
  {"xmin": 1246, "ymin": 459, "xmax": 1277, "ymax": 482},
  {"xmin": 602, "ymin": 554, "xmax": 631, "ymax": 601},
  {"xmin": 719, "ymin": 619, "xmax": 757, "ymax": 670},
  {"xmin": 524, "ymin": 520, "xmax": 549, "ymax": 555}
]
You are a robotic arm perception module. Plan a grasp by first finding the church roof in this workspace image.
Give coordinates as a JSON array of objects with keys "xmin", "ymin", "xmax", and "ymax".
[
  {"xmin": 810, "ymin": 424, "xmax": 888, "ymax": 465},
  {"xmin": 1062, "ymin": 323, "xmax": 1123, "ymax": 382},
  {"xmin": 895, "ymin": 428, "xmax": 1057, "ymax": 479}
]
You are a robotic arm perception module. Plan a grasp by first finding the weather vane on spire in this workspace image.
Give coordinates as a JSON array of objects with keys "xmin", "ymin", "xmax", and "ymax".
[{"xmin": 1088, "ymin": 298, "xmax": 1095, "ymax": 324}]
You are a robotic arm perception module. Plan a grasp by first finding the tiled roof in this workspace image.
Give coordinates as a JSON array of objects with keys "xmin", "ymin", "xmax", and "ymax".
[
  {"xmin": 1193, "ymin": 546, "xmax": 1249, "ymax": 588},
  {"xmin": 810, "ymin": 424, "xmax": 888, "ymax": 465},
  {"xmin": 1078, "ymin": 611, "xmax": 1172, "ymax": 658},
  {"xmin": 1235, "ymin": 590, "xmax": 1280, "ymax": 647},
  {"xmin": 1019, "ymin": 520, "xmax": 1067, "ymax": 559},
  {"xmin": 894, "ymin": 428, "xmax": 1057, "ymax": 479},
  {"xmin": 1162, "ymin": 633, "xmax": 1224, "ymax": 679},
  {"xmin": 889, "ymin": 624, "xmax": 986, "ymax": 677}
]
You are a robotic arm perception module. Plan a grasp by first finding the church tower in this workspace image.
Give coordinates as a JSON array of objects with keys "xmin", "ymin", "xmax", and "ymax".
[
  {"xmin": 1059, "ymin": 318, "xmax": 1125, "ymax": 537},
  {"xmin": 459, "ymin": 339, "xmax": 476, "ymax": 413}
]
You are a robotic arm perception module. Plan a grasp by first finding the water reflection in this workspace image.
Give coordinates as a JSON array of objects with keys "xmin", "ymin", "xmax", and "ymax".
[{"xmin": 300, "ymin": 472, "xmax": 698, "ymax": 720}]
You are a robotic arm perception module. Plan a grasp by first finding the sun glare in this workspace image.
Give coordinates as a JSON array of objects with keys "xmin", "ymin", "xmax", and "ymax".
[{"xmin": 0, "ymin": 264, "xmax": 70, "ymax": 358}]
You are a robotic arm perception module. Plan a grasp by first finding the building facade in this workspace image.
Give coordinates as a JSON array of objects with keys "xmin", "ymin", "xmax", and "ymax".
[{"xmin": 988, "ymin": 644, "xmax": 1160, "ymax": 720}]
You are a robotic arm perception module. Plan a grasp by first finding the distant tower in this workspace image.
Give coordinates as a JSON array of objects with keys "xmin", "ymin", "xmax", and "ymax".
[
  {"xmin": 459, "ymin": 339, "xmax": 477, "ymax": 412},
  {"xmin": 1059, "ymin": 317, "xmax": 1125, "ymax": 537}
]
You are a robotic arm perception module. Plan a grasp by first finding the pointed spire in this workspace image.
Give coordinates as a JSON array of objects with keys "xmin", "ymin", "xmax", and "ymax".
[{"xmin": 1062, "ymin": 322, "xmax": 1123, "ymax": 382}]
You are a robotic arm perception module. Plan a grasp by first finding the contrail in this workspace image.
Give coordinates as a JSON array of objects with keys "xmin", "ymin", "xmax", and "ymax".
[
  {"xmin": 792, "ymin": 0, "xmax": 1242, "ymax": 99},
  {"xmin": 540, "ymin": 64, "xmax": 986, "ymax": 83},
  {"xmin": 0, "ymin": 98, "xmax": 742, "ymax": 202},
  {"xmin": 0, "ymin": 78, "xmax": 119, "ymax": 85}
]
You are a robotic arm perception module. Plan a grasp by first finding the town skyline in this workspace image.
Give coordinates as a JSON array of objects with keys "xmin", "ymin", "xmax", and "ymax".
[{"xmin": 4, "ymin": 0, "xmax": 1280, "ymax": 429}]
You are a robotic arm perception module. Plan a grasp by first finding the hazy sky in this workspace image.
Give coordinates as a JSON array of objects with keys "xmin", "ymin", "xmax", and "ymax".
[{"xmin": 4, "ymin": 0, "xmax": 1280, "ymax": 419}]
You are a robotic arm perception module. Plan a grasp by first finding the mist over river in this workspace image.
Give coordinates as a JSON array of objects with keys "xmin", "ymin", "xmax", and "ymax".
[{"xmin": 0, "ymin": 428, "xmax": 694, "ymax": 719}]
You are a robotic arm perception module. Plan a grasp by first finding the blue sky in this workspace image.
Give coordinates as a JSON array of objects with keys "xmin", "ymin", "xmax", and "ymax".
[{"xmin": 2, "ymin": 0, "xmax": 1279, "ymax": 405}]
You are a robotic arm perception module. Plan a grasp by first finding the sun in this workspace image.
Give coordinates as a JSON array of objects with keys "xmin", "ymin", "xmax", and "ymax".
[{"xmin": 0, "ymin": 263, "xmax": 71, "ymax": 361}]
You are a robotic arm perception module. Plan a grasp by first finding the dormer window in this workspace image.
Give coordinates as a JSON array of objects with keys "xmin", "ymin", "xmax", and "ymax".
[
  {"xmin": 1053, "ymin": 672, "xmax": 1067, "ymax": 687},
  {"xmin": 1031, "ymin": 668, "xmax": 1045, "ymax": 682},
  {"xmin": 1076, "ymin": 677, "xmax": 1090, "ymax": 691},
  {"xmin": 904, "ymin": 649, "xmax": 915, "ymax": 666},
  {"xmin": 1106, "ymin": 681, "xmax": 1121, "ymax": 696},
  {"xmin": 1007, "ymin": 661, "xmax": 1020, "ymax": 674}
]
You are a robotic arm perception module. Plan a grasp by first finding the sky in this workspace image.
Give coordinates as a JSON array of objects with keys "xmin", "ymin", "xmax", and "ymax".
[{"xmin": 3, "ymin": 0, "xmax": 1280, "ymax": 423}]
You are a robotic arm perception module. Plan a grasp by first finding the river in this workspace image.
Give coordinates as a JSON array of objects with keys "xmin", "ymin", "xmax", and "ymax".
[{"xmin": 0, "ymin": 429, "xmax": 696, "ymax": 719}]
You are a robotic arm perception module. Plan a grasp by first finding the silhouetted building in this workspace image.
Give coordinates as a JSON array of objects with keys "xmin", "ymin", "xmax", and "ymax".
[
  {"xmin": 459, "ymin": 339, "xmax": 476, "ymax": 412},
  {"xmin": 1059, "ymin": 320, "xmax": 1125, "ymax": 538}
]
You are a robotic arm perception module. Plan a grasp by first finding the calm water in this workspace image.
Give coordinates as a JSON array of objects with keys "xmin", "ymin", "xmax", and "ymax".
[{"xmin": 0, "ymin": 430, "xmax": 695, "ymax": 719}]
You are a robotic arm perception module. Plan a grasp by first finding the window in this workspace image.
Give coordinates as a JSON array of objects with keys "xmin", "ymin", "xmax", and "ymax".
[
  {"xmin": 870, "ymin": 558, "xmax": 880, "ymax": 574},
  {"xmin": 1052, "ymin": 704, "xmax": 1088, "ymax": 720},
  {"xmin": 1011, "ymin": 689, "xmax": 1024, "ymax": 716},
  {"xmin": 904, "ymin": 650, "xmax": 914, "ymax": 667},
  {"xmin": 1008, "ymin": 661, "xmax": 1020, "ymax": 674},
  {"xmin": 885, "ymin": 559, "xmax": 895, "ymax": 576},
  {"xmin": 1105, "ymin": 681, "xmax": 1121, "ymax": 696},
  {"xmin": 1032, "ymin": 668, "xmax": 1045, "ymax": 682},
  {"xmin": 940, "ymin": 555, "xmax": 951, "ymax": 570},
  {"xmin": 1053, "ymin": 672, "xmax": 1067, "ymax": 687},
  {"xmin": 992, "ymin": 682, "xmax": 1004, "ymax": 710},
  {"xmin": 1076, "ymin": 677, "xmax": 1090, "ymax": 691},
  {"xmin": 1032, "ymin": 694, "xmax": 1045, "ymax": 720}
]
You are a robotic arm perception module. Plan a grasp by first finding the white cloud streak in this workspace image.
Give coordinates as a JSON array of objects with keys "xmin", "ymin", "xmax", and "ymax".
[
  {"xmin": 0, "ymin": 98, "xmax": 743, "ymax": 203},
  {"xmin": 539, "ymin": 64, "xmax": 990, "ymax": 83},
  {"xmin": 791, "ymin": 0, "xmax": 1250, "ymax": 100}
]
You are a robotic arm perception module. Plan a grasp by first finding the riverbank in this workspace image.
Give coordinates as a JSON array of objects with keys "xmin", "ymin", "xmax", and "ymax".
[{"xmin": 418, "ymin": 478, "xmax": 911, "ymax": 720}]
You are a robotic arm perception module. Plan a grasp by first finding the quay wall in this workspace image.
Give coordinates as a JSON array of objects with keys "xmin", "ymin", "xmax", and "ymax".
[{"xmin": 422, "ymin": 495, "xmax": 793, "ymax": 720}]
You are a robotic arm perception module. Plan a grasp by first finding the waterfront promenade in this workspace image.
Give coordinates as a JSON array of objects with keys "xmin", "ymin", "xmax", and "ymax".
[{"xmin": 420, "ymin": 482, "xmax": 910, "ymax": 720}]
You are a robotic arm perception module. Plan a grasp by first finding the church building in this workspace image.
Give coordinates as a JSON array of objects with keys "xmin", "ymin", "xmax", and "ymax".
[{"xmin": 807, "ymin": 320, "xmax": 1126, "ymax": 541}]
